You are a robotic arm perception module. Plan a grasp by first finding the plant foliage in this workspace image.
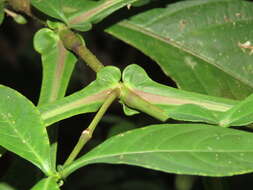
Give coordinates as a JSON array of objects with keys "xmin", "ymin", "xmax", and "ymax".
[{"xmin": 1, "ymin": 0, "xmax": 253, "ymax": 189}]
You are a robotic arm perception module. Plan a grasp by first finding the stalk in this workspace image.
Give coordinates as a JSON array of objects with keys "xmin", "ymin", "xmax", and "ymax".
[
  {"xmin": 63, "ymin": 90, "xmax": 118, "ymax": 166},
  {"xmin": 59, "ymin": 28, "xmax": 104, "ymax": 72}
]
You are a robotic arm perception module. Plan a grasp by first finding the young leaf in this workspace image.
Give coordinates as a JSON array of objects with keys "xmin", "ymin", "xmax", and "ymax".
[
  {"xmin": 34, "ymin": 27, "xmax": 77, "ymax": 173},
  {"xmin": 0, "ymin": 0, "xmax": 4, "ymax": 25},
  {"xmin": 34, "ymin": 28, "xmax": 77, "ymax": 105},
  {"xmin": 106, "ymin": 0, "xmax": 253, "ymax": 99},
  {"xmin": 219, "ymin": 93, "xmax": 253, "ymax": 127},
  {"xmin": 121, "ymin": 64, "xmax": 237, "ymax": 124},
  {"xmin": 30, "ymin": 177, "xmax": 60, "ymax": 190},
  {"xmin": 0, "ymin": 85, "xmax": 54, "ymax": 176},
  {"xmin": 38, "ymin": 66, "xmax": 121, "ymax": 127},
  {"xmin": 61, "ymin": 124, "xmax": 253, "ymax": 177},
  {"xmin": 31, "ymin": 0, "xmax": 147, "ymax": 31}
]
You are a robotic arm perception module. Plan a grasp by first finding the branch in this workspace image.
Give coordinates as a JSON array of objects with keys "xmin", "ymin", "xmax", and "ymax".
[
  {"xmin": 63, "ymin": 89, "xmax": 118, "ymax": 166},
  {"xmin": 59, "ymin": 28, "xmax": 104, "ymax": 73}
]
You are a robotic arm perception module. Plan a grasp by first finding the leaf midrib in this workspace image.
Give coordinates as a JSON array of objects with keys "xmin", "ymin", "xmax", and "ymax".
[
  {"xmin": 144, "ymin": 0, "xmax": 245, "ymax": 27},
  {"xmin": 77, "ymin": 149, "xmax": 253, "ymax": 168},
  {"xmin": 1, "ymin": 114, "xmax": 49, "ymax": 173},
  {"xmin": 48, "ymin": 41, "xmax": 67, "ymax": 102},
  {"xmin": 115, "ymin": 20, "xmax": 253, "ymax": 88}
]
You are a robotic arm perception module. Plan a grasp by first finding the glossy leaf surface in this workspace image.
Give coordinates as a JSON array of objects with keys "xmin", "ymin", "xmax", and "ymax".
[
  {"xmin": 106, "ymin": 0, "xmax": 253, "ymax": 99},
  {"xmin": 219, "ymin": 94, "xmax": 253, "ymax": 127},
  {"xmin": 38, "ymin": 66, "xmax": 121, "ymax": 127},
  {"xmin": 30, "ymin": 178, "xmax": 60, "ymax": 190},
  {"xmin": 0, "ymin": 85, "xmax": 53, "ymax": 175},
  {"xmin": 31, "ymin": 0, "xmax": 145, "ymax": 31},
  {"xmin": 34, "ymin": 28, "xmax": 77, "ymax": 105},
  {"xmin": 121, "ymin": 64, "xmax": 237, "ymax": 124},
  {"xmin": 62, "ymin": 124, "xmax": 253, "ymax": 177}
]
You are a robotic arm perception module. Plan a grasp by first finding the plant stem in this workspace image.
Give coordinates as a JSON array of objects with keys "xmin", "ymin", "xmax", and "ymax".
[
  {"xmin": 63, "ymin": 90, "xmax": 118, "ymax": 166},
  {"xmin": 59, "ymin": 29, "xmax": 104, "ymax": 72},
  {"xmin": 7, "ymin": 0, "xmax": 31, "ymax": 16},
  {"xmin": 76, "ymin": 44, "xmax": 104, "ymax": 72},
  {"xmin": 7, "ymin": 0, "xmax": 46, "ymax": 25},
  {"xmin": 4, "ymin": 8, "xmax": 18, "ymax": 18},
  {"xmin": 119, "ymin": 84, "xmax": 169, "ymax": 121}
]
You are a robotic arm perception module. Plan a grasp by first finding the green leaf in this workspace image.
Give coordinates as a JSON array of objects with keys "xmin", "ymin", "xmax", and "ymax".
[
  {"xmin": 31, "ymin": 0, "xmax": 146, "ymax": 31},
  {"xmin": 0, "ymin": 183, "xmax": 15, "ymax": 190},
  {"xmin": 0, "ymin": 85, "xmax": 54, "ymax": 176},
  {"xmin": 30, "ymin": 177, "xmax": 60, "ymax": 190},
  {"xmin": 0, "ymin": 0, "xmax": 4, "ymax": 25},
  {"xmin": 166, "ymin": 104, "xmax": 219, "ymax": 125},
  {"xmin": 38, "ymin": 66, "xmax": 121, "ymax": 127},
  {"xmin": 34, "ymin": 27, "xmax": 77, "ymax": 174},
  {"xmin": 106, "ymin": 0, "xmax": 253, "ymax": 99},
  {"xmin": 13, "ymin": 15, "xmax": 27, "ymax": 25},
  {"xmin": 219, "ymin": 93, "xmax": 253, "ymax": 127},
  {"xmin": 121, "ymin": 102, "xmax": 140, "ymax": 116},
  {"xmin": 61, "ymin": 124, "xmax": 253, "ymax": 177},
  {"xmin": 121, "ymin": 64, "xmax": 237, "ymax": 124},
  {"xmin": 34, "ymin": 28, "xmax": 77, "ymax": 105}
]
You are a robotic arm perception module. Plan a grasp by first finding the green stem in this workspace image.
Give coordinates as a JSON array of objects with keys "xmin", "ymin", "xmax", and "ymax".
[
  {"xmin": 59, "ymin": 28, "xmax": 104, "ymax": 72},
  {"xmin": 76, "ymin": 45, "xmax": 104, "ymax": 72},
  {"xmin": 63, "ymin": 90, "xmax": 118, "ymax": 166},
  {"xmin": 120, "ymin": 84, "xmax": 169, "ymax": 121}
]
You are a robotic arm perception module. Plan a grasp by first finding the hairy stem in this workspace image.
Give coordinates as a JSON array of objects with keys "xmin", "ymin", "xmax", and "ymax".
[
  {"xmin": 63, "ymin": 90, "xmax": 118, "ymax": 166},
  {"xmin": 59, "ymin": 28, "xmax": 104, "ymax": 72}
]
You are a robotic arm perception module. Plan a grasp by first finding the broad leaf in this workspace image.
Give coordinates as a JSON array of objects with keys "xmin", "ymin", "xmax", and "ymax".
[
  {"xmin": 121, "ymin": 64, "xmax": 237, "ymax": 124},
  {"xmin": 34, "ymin": 28, "xmax": 77, "ymax": 105},
  {"xmin": 219, "ymin": 93, "xmax": 253, "ymax": 127},
  {"xmin": 38, "ymin": 66, "xmax": 121, "ymax": 127},
  {"xmin": 0, "ymin": 0, "xmax": 4, "ymax": 25},
  {"xmin": 31, "ymin": 0, "xmax": 146, "ymax": 31},
  {"xmin": 0, "ymin": 85, "xmax": 54, "ymax": 176},
  {"xmin": 106, "ymin": 0, "xmax": 253, "ymax": 99},
  {"xmin": 62, "ymin": 124, "xmax": 253, "ymax": 177},
  {"xmin": 30, "ymin": 177, "xmax": 60, "ymax": 190}
]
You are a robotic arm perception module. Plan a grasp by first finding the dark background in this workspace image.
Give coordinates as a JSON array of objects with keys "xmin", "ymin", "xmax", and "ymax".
[{"xmin": 1, "ymin": 1, "xmax": 253, "ymax": 189}]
